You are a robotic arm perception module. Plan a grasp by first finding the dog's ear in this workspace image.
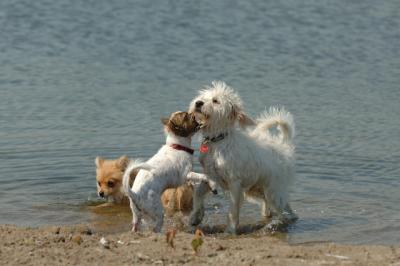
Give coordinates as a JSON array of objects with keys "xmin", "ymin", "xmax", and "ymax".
[
  {"xmin": 116, "ymin": 155, "xmax": 129, "ymax": 171},
  {"xmin": 238, "ymin": 112, "xmax": 256, "ymax": 128},
  {"xmin": 229, "ymin": 105, "xmax": 239, "ymax": 122},
  {"xmin": 229, "ymin": 104, "xmax": 255, "ymax": 128},
  {"xmin": 95, "ymin": 156, "xmax": 104, "ymax": 168},
  {"xmin": 161, "ymin": 117, "xmax": 169, "ymax": 125}
]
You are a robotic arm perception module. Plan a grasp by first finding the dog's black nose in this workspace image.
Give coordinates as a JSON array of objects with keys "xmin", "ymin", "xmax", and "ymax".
[
  {"xmin": 99, "ymin": 191, "xmax": 105, "ymax": 198},
  {"xmin": 195, "ymin": 101, "xmax": 204, "ymax": 108}
]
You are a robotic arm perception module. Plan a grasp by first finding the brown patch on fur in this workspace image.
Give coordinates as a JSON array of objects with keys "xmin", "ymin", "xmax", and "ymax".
[
  {"xmin": 162, "ymin": 111, "xmax": 199, "ymax": 137},
  {"xmin": 161, "ymin": 184, "xmax": 194, "ymax": 215}
]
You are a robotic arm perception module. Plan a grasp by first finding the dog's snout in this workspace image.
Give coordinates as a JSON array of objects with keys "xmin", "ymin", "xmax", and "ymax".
[
  {"xmin": 99, "ymin": 191, "xmax": 105, "ymax": 198},
  {"xmin": 195, "ymin": 101, "xmax": 204, "ymax": 108}
]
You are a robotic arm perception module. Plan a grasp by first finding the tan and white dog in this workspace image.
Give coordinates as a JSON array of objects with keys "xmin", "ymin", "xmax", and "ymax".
[
  {"xmin": 95, "ymin": 156, "xmax": 194, "ymax": 214},
  {"xmin": 189, "ymin": 81, "xmax": 297, "ymax": 233},
  {"xmin": 123, "ymin": 111, "xmax": 216, "ymax": 232}
]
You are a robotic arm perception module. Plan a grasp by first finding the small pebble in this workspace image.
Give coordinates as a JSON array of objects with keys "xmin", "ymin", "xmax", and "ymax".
[
  {"xmin": 100, "ymin": 237, "xmax": 110, "ymax": 249},
  {"xmin": 216, "ymin": 244, "xmax": 226, "ymax": 251},
  {"xmin": 136, "ymin": 252, "xmax": 150, "ymax": 260}
]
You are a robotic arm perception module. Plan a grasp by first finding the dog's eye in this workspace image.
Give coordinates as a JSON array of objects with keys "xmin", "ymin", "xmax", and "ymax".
[
  {"xmin": 212, "ymin": 98, "xmax": 219, "ymax": 104},
  {"xmin": 107, "ymin": 181, "xmax": 114, "ymax": 188},
  {"xmin": 97, "ymin": 182, "xmax": 101, "ymax": 186}
]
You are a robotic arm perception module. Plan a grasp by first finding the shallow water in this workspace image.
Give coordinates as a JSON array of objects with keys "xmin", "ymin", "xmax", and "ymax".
[{"xmin": 1, "ymin": 0, "xmax": 399, "ymax": 245}]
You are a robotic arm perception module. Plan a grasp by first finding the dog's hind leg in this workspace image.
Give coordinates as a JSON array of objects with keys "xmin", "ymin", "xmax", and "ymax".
[
  {"xmin": 150, "ymin": 201, "xmax": 164, "ymax": 233},
  {"xmin": 245, "ymin": 193, "xmax": 272, "ymax": 219},
  {"xmin": 226, "ymin": 181, "xmax": 243, "ymax": 234},
  {"xmin": 262, "ymin": 185, "xmax": 297, "ymax": 231},
  {"xmin": 282, "ymin": 203, "xmax": 298, "ymax": 223},
  {"xmin": 153, "ymin": 212, "xmax": 164, "ymax": 233},
  {"xmin": 142, "ymin": 191, "xmax": 165, "ymax": 233},
  {"xmin": 189, "ymin": 181, "xmax": 209, "ymax": 226},
  {"xmin": 128, "ymin": 198, "xmax": 141, "ymax": 232},
  {"xmin": 261, "ymin": 199, "xmax": 273, "ymax": 219}
]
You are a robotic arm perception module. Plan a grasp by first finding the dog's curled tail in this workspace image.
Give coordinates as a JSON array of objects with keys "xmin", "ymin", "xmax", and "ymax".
[
  {"xmin": 122, "ymin": 159, "xmax": 154, "ymax": 209},
  {"xmin": 255, "ymin": 106, "xmax": 295, "ymax": 142}
]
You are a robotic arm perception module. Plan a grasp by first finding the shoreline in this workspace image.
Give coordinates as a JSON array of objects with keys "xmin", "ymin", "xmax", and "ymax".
[{"xmin": 1, "ymin": 224, "xmax": 399, "ymax": 265}]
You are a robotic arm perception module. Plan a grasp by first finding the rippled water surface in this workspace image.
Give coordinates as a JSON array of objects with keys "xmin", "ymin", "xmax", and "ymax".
[{"xmin": 1, "ymin": 0, "xmax": 399, "ymax": 245}]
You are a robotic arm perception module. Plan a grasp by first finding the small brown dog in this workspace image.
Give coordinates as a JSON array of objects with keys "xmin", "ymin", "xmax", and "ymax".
[
  {"xmin": 161, "ymin": 184, "xmax": 193, "ymax": 215},
  {"xmin": 95, "ymin": 156, "xmax": 193, "ymax": 214}
]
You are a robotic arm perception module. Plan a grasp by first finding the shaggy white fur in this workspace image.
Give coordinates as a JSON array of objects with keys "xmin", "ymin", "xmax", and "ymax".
[{"xmin": 188, "ymin": 81, "xmax": 297, "ymax": 233}]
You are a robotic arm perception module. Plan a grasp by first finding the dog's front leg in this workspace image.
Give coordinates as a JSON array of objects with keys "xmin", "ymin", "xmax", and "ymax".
[
  {"xmin": 226, "ymin": 181, "xmax": 243, "ymax": 234},
  {"xmin": 187, "ymin": 172, "xmax": 218, "ymax": 194}
]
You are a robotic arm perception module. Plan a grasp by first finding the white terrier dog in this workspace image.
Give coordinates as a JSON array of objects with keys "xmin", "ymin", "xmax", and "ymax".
[
  {"xmin": 122, "ymin": 111, "xmax": 216, "ymax": 233},
  {"xmin": 188, "ymin": 81, "xmax": 297, "ymax": 233}
]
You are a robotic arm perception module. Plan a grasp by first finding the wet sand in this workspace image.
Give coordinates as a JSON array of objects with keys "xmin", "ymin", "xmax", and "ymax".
[{"xmin": 1, "ymin": 223, "xmax": 399, "ymax": 266}]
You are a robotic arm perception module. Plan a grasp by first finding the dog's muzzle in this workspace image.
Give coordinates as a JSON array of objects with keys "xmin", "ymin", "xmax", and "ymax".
[
  {"xmin": 99, "ymin": 191, "xmax": 105, "ymax": 198},
  {"xmin": 195, "ymin": 100, "xmax": 204, "ymax": 113}
]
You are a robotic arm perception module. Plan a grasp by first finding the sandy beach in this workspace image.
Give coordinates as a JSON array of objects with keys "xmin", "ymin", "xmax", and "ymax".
[{"xmin": 1, "ymin": 224, "xmax": 399, "ymax": 266}]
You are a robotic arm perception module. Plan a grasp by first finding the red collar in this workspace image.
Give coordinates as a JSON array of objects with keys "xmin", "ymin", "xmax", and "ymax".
[{"xmin": 170, "ymin": 144, "xmax": 194, "ymax": 155}]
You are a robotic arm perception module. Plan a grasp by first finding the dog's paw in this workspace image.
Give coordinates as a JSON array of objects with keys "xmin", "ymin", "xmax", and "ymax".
[
  {"xmin": 207, "ymin": 179, "xmax": 218, "ymax": 192},
  {"xmin": 285, "ymin": 211, "xmax": 299, "ymax": 223},
  {"xmin": 263, "ymin": 219, "xmax": 288, "ymax": 233},
  {"xmin": 132, "ymin": 222, "xmax": 141, "ymax": 232}
]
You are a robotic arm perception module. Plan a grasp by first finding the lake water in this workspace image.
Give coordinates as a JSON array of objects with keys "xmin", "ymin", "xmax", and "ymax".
[{"xmin": 1, "ymin": 0, "xmax": 399, "ymax": 245}]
